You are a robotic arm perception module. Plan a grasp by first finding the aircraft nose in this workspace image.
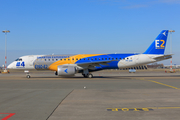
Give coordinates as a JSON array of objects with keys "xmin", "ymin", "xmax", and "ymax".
[{"xmin": 7, "ymin": 63, "xmax": 14, "ymax": 69}]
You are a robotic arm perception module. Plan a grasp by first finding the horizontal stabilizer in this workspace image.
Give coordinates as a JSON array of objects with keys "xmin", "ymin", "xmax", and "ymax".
[{"xmin": 153, "ymin": 54, "xmax": 172, "ymax": 61}]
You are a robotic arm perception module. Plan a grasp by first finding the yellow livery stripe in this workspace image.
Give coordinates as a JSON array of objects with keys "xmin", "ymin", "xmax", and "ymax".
[{"xmin": 49, "ymin": 54, "xmax": 104, "ymax": 71}]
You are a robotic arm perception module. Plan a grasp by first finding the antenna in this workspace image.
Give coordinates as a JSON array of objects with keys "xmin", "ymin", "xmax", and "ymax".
[{"xmin": 168, "ymin": 30, "xmax": 175, "ymax": 71}]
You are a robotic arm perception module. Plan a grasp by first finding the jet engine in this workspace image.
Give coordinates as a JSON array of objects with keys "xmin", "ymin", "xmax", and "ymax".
[{"xmin": 56, "ymin": 65, "xmax": 76, "ymax": 76}]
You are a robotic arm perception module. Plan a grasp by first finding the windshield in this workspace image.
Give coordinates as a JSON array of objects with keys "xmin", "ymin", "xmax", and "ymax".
[{"xmin": 15, "ymin": 58, "xmax": 22, "ymax": 61}]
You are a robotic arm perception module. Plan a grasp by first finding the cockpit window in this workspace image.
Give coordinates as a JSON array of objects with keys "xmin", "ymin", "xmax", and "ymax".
[{"xmin": 15, "ymin": 58, "xmax": 22, "ymax": 61}]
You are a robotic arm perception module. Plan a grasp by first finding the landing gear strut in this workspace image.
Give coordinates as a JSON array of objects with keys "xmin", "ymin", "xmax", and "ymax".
[{"xmin": 82, "ymin": 69, "xmax": 93, "ymax": 78}]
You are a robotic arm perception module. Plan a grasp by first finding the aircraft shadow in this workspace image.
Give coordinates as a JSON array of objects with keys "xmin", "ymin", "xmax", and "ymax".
[{"xmin": 24, "ymin": 74, "xmax": 180, "ymax": 79}]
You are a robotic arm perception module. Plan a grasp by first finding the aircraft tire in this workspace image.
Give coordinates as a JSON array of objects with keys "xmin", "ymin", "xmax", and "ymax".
[
  {"xmin": 88, "ymin": 74, "xmax": 93, "ymax": 78},
  {"xmin": 83, "ymin": 74, "xmax": 93, "ymax": 78},
  {"xmin": 27, "ymin": 75, "xmax": 31, "ymax": 79}
]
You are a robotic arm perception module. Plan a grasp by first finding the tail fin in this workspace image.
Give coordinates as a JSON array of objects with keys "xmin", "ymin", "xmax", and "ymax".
[{"xmin": 143, "ymin": 30, "xmax": 169, "ymax": 54}]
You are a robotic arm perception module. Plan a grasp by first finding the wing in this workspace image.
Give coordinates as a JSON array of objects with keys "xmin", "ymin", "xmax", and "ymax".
[{"xmin": 76, "ymin": 60, "xmax": 117, "ymax": 70}]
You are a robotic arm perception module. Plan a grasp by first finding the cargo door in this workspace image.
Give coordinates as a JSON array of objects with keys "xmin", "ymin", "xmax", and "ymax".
[
  {"xmin": 135, "ymin": 55, "xmax": 139, "ymax": 64},
  {"xmin": 28, "ymin": 56, "xmax": 35, "ymax": 66}
]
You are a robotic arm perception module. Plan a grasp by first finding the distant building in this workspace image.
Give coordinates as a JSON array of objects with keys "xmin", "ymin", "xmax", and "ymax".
[
  {"xmin": 1, "ymin": 65, "xmax": 5, "ymax": 70},
  {"xmin": 147, "ymin": 63, "xmax": 164, "ymax": 69},
  {"xmin": 164, "ymin": 65, "xmax": 180, "ymax": 69}
]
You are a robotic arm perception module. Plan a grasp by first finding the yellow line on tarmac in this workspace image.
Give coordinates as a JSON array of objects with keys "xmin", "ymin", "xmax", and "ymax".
[
  {"xmin": 134, "ymin": 78, "xmax": 180, "ymax": 90},
  {"xmin": 157, "ymin": 107, "xmax": 180, "ymax": 109},
  {"xmin": 107, "ymin": 107, "xmax": 180, "ymax": 111},
  {"xmin": 147, "ymin": 80, "xmax": 180, "ymax": 90}
]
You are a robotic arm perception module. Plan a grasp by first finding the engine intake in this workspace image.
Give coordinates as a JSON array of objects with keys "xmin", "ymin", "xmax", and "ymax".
[{"xmin": 57, "ymin": 65, "xmax": 76, "ymax": 76}]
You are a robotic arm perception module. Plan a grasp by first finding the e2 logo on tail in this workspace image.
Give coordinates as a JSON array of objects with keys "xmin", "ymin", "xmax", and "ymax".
[{"xmin": 155, "ymin": 40, "xmax": 165, "ymax": 49}]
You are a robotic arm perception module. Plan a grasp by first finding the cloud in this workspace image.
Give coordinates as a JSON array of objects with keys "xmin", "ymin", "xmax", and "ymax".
[
  {"xmin": 93, "ymin": 0, "xmax": 180, "ymax": 9},
  {"xmin": 158, "ymin": 0, "xmax": 180, "ymax": 4},
  {"xmin": 93, "ymin": 0, "xmax": 149, "ymax": 9},
  {"xmin": 122, "ymin": 4, "xmax": 148, "ymax": 9}
]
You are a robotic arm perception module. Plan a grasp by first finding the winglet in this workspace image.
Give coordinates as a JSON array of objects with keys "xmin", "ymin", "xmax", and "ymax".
[{"xmin": 143, "ymin": 30, "xmax": 169, "ymax": 54}]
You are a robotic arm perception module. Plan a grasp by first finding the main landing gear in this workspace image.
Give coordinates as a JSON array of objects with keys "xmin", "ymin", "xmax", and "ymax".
[
  {"xmin": 82, "ymin": 69, "xmax": 93, "ymax": 78},
  {"xmin": 82, "ymin": 73, "xmax": 93, "ymax": 78}
]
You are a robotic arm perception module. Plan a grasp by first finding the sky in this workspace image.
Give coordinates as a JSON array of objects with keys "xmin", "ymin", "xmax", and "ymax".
[{"xmin": 0, "ymin": 0, "xmax": 180, "ymax": 67}]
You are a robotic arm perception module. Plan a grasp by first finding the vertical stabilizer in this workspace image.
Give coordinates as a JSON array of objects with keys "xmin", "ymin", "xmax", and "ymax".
[{"xmin": 143, "ymin": 30, "xmax": 169, "ymax": 54}]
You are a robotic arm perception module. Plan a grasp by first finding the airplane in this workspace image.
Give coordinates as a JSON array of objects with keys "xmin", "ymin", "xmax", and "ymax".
[{"xmin": 7, "ymin": 30, "xmax": 172, "ymax": 78}]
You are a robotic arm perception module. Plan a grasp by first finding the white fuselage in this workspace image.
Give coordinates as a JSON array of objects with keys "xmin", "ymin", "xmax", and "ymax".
[
  {"xmin": 8, "ymin": 54, "xmax": 163, "ymax": 70},
  {"xmin": 118, "ymin": 54, "xmax": 160, "ymax": 68}
]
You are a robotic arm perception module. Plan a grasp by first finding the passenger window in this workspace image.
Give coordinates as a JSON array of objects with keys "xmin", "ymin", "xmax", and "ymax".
[
  {"xmin": 112, "ymin": 58, "xmax": 114, "ymax": 60},
  {"xmin": 76, "ymin": 58, "xmax": 78, "ymax": 60},
  {"xmin": 45, "ymin": 59, "xmax": 46, "ymax": 61},
  {"xmin": 120, "ymin": 58, "xmax": 121, "ymax": 60},
  {"xmin": 84, "ymin": 58, "xmax": 86, "ymax": 60},
  {"xmin": 88, "ymin": 58, "xmax": 90, "ymax": 60},
  {"xmin": 68, "ymin": 59, "xmax": 70, "ymax": 60},
  {"xmin": 116, "ymin": 58, "xmax": 118, "ymax": 60},
  {"xmin": 56, "ymin": 59, "xmax": 58, "ymax": 61},
  {"xmin": 105, "ymin": 58, "xmax": 107, "ymax": 60},
  {"xmin": 64, "ymin": 59, "xmax": 66, "ymax": 61},
  {"xmin": 72, "ymin": 58, "xmax": 74, "ymax": 60},
  {"xmin": 127, "ymin": 58, "xmax": 129, "ymax": 59},
  {"xmin": 52, "ymin": 59, "xmax": 54, "ymax": 61},
  {"xmin": 99, "ymin": 58, "xmax": 101, "ymax": 60},
  {"xmin": 49, "ymin": 59, "xmax": 50, "ymax": 61},
  {"xmin": 95, "ymin": 58, "xmax": 97, "ymax": 60},
  {"xmin": 91, "ymin": 58, "xmax": 93, "ymax": 60},
  {"xmin": 102, "ymin": 58, "xmax": 104, "ymax": 60}
]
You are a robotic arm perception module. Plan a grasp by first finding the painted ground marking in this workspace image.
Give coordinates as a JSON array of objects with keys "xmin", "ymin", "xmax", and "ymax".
[
  {"xmin": 0, "ymin": 113, "xmax": 15, "ymax": 120},
  {"xmin": 107, "ymin": 107, "xmax": 180, "ymax": 112}
]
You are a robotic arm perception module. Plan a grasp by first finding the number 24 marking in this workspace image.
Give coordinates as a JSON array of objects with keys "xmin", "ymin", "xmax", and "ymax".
[{"xmin": 16, "ymin": 62, "xmax": 25, "ymax": 67}]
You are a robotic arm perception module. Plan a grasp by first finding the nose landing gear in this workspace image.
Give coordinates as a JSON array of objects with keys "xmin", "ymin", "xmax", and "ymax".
[{"xmin": 24, "ymin": 70, "xmax": 31, "ymax": 78}]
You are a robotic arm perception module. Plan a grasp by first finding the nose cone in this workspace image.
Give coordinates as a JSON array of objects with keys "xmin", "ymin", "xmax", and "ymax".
[{"xmin": 7, "ymin": 62, "xmax": 14, "ymax": 69}]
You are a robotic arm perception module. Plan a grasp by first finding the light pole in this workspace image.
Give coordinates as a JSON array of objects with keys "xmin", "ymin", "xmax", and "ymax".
[
  {"xmin": 2, "ymin": 30, "xmax": 10, "ymax": 72},
  {"xmin": 168, "ymin": 30, "xmax": 175, "ymax": 72}
]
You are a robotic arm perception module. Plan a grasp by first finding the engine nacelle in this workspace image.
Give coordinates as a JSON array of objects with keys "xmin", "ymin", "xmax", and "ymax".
[{"xmin": 57, "ymin": 65, "xmax": 76, "ymax": 76}]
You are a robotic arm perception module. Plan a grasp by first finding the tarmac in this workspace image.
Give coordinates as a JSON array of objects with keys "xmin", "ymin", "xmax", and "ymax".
[{"xmin": 0, "ymin": 69, "xmax": 180, "ymax": 120}]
